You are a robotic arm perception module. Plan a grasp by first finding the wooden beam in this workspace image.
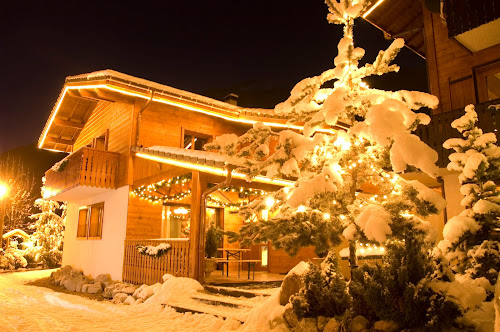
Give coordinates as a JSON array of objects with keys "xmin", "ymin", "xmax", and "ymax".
[
  {"xmin": 78, "ymin": 89, "xmax": 115, "ymax": 103},
  {"xmin": 45, "ymin": 136, "xmax": 74, "ymax": 146},
  {"xmin": 53, "ymin": 118, "xmax": 85, "ymax": 129},
  {"xmin": 189, "ymin": 171, "xmax": 207, "ymax": 281},
  {"xmin": 66, "ymin": 89, "xmax": 115, "ymax": 103}
]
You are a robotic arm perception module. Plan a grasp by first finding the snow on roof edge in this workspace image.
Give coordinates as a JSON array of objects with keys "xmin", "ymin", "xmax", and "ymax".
[{"xmin": 66, "ymin": 70, "xmax": 279, "ymax": 116}]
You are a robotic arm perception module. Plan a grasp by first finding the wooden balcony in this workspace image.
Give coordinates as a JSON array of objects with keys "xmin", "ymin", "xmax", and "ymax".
[
  {"xmin": 44, "ymin": 147, "xmax": 120, "ymax": 201},
  {"xmin": 416, "ymin": 98, "xmax": 500, "ymax": 168},
  {"xmin": 122, "ymin": 239, "xmax": 190, "ymax": 285}
]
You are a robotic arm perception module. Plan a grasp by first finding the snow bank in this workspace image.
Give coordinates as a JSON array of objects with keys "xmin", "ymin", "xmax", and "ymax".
[{"xmin": 240, "ymin": 290, "xmax": 287, "ymax": 332}]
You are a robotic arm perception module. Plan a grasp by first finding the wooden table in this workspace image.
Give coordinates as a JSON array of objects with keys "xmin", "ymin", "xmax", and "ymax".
[{"xmin": 216, "ymin": 248, "xmax": 251, "ymax": 278}]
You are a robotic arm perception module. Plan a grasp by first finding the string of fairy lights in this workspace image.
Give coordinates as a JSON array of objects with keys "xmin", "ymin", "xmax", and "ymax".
[{"xmin": 131, "ymin": 173, "xmax": 268, "ymax": 208}]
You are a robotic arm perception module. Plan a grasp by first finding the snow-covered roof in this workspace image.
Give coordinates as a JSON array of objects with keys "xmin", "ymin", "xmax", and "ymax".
[
  {"xmin": 67, "ymin": 70, "xmax": 242, "ymax": 113},
  {"xmin": 133, "ymin": 146, "xmax": 228, "ymax": 169},
  {"xmin": 2, "ymin": 229, "xmax": 30, "ymax": 240},
  {"xmin": 66, "ymin": 70, "xmax": 288, "ymax": 120},
  {"xmin": 133, "ymin": 145, "xmax": 295, "ymax": 188}
]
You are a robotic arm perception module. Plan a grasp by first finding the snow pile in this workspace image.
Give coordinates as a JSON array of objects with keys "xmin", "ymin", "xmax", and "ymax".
[
  {"xmin": 240, "ymin": 291, "xmax": 287, "ymax": 332},
  {"xmin": 156, "ymin": 276, "xmax": 204, "ymax": 304}
]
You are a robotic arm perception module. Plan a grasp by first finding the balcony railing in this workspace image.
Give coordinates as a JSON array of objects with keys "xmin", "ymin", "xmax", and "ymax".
[
  {"xmin": 44, "ymin": 147, "xmax": 120, "ymax": 197},
  {"xmin": 122, "ymin": 239, "xmax": 190, "ymax": 285},
  {"xmin": 416, "ymin": 98, "xmax": 500, "ymax": 168}
]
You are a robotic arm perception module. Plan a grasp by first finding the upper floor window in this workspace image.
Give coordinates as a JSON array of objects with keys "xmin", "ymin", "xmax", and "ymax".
[
  {"xmin": 183, "ymin": 131, "xmax": 212, "ymax": 151},
  {"xmin": 77, "ymin": 203, "xmax": 104, "ymax": 239},
  {"xmin": 85, "ymin": 130, "xmax": 109, "ymax": 151}
]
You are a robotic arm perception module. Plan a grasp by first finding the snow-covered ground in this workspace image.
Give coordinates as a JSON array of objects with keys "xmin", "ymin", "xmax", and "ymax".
[{"xmin": 0, "ymin": 270, "xmax": 280, "ymax": 332}]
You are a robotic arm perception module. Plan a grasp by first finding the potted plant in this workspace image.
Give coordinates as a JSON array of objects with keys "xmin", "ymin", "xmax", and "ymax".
[{"xmin": 204, "ymin": 223, "xmax": 223, "ymax": 277}]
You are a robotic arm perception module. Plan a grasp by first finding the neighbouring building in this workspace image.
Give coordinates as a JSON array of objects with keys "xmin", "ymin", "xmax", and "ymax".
[{"xmin": 364, "ymin": 0, "xmax": 500, "ymax": 220}]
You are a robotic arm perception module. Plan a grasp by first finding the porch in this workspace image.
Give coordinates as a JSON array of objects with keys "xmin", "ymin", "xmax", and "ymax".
[{"xmin": 123, "ymin": 153, "xmax": 316, "ymax": 285}]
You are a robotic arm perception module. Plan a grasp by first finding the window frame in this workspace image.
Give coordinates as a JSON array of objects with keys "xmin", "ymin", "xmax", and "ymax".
[
  {"xmin": 181, "ymin": 129, "xmax": 213, "ymax": 151},
  {"xmin": 77, "ymin": 203, "xmax": 104, "ymax": 240}
]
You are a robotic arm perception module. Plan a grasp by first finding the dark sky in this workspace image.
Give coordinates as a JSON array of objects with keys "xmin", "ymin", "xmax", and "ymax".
[{"xmin": 0, "ymin": 1, "xmax": 427, "ymax": 153}]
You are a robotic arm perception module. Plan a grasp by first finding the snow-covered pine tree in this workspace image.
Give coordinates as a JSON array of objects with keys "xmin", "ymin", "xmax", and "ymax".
[
  {"xmin": 29, "ymin": 188, "xmax": 65, "ymax": 268},
  {"xmin": 440, "ymin": 105, "xmax": 500, "ymax": 295},
  {"xmin": 205, "ymin": 0, "xmax": 464, "ymax": 328},
  {"xmin": 207, "ymin": 0, "xmax": 444, "ymax": 262}
]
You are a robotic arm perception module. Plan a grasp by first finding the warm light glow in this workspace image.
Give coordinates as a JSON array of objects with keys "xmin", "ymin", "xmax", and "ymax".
[
  {"xmin": 323, "ymin": 213, "xmax": 330, "ymax": 220},
  {"xmin": 135, "ymin": 152, "xmax": 295, "ymax": 187},
  {"xmin": 261, "ymin": 209, "xmax": 269, "ymax": 221},
  {"xmin": 297, "ymin": 205, "xmax": 306, "ymax": 212},
  {"xmin": 0, "ymin": 183, "xmax": 9, "ymax": 199},
  {"xmin": 359, "ymin": 81, "xmax": 369, "ymax": 89},
  {"xmin": 265, "ymin": 196, "xmax": 275, "ymax": 208},
  {"xmin": 173, "ymin": 207, "xmax": 188, "ymax": 215},
  {"xmin": 362, "ymin": 0, "xmax": 384, "ymax": 18},
  {"xmin": 334, "ymin": 136, "xmax": 351, "ymax": 150}
]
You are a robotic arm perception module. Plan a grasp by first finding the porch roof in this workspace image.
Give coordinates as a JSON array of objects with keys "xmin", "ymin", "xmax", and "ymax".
[{"xmin": 132, "ymin": 145, "xmax": 295, "ymax": 187}]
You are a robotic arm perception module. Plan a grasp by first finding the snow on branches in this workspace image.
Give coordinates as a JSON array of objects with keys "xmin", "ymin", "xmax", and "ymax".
[{"xmin": 440, "ymin": 105, "xmax": 500, "ymax": 292}]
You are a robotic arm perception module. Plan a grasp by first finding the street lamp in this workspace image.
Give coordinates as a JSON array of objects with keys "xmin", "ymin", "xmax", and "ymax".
[{"xmin": 0, "ymin": 183, "xmax": 9, "ymax": 248}]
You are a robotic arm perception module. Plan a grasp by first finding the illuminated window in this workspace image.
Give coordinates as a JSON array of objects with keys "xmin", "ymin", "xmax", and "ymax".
[{"xmin": 77, "ymin": 203, "xmax": 104, "ymax": 239}]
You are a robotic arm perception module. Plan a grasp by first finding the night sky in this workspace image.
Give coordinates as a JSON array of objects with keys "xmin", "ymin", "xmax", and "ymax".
[{"xmin": 0, "ymin": 1, "xmax": 427, "ymax": 153}]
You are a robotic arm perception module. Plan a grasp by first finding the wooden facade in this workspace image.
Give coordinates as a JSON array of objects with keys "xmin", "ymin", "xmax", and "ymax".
[
  {"xmin": 365, "ymin": 0, "xmax": 500, "ymax": 167},
  {"xmin": 422, "ymin": 8, "xmax": 500, "ymax": 114}
]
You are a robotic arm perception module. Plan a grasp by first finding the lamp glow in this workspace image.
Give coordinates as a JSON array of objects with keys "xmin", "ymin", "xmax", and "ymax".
[{"xmin": 0, "ymin": 184, "xmax": 8, "ymax": 199}]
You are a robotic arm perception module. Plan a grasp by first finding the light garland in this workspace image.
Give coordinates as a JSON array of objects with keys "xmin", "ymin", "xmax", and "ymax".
[{"xmin": 132, "ymin": 174, "xmax": 268, "ymax": 208}]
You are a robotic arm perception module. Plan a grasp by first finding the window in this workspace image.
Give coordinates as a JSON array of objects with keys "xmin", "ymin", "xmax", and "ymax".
[
  {"xmin": 182, "ymin": 130, "xmax": 212, "ymax": 151},
  {"xmin": 475, "ymin": 61, "xmax": 500, "ymax": 103},
  {"xmin": 92, "ymin": 130, "xmax": 109, "ymax": 151},
  {"xmin": 77, "ymin": 203, "xmax": 104, "ymax": 239}
]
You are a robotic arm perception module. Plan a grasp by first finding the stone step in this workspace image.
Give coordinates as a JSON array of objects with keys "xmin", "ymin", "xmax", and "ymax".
[
  {"xmin": 204, "ymin": 285, "xmax": 276, "ymax": 298},
  {"xmin": 163, "ymin": 300, "xmax": 249, "ymax": 323},
  {"xmin": 191, "ymin": 292, "xmax": 255, "ymax": 309}
]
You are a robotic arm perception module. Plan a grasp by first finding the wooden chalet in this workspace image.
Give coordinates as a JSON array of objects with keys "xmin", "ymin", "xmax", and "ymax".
[{"xmin": 39, "ymin": 70, "xmax": 320, "ymax": 284}]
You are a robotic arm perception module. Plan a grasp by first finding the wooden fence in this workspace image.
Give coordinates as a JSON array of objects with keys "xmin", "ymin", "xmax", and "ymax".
[
  {"xmin": 122, "ymin": 239, "xmax": 190, "ymax": 285},
  {"xmin": 45, "ymin": 147, "xmax": 119, "ymax": 196},
  {"xmin": 416, "ymin": 98, "xmax": 500, "ymax": 168}
]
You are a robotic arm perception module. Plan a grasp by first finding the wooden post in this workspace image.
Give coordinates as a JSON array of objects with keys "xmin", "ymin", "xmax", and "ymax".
[{"xmin": 189, "ymin": 171, "xmax": 207, "ymax": 280}]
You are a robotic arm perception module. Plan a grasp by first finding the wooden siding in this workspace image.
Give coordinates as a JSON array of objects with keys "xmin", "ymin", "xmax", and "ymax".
[
  {"xmin": 423, "ymin": 9, "xmax": 500, "ymax": 113},
  {"xmin": 126, "ymin": 195, "xmax": 162, "ymax": 239},
  {"xmin": 122, "ymin": 239, "xmax": 190, "ymax": 285},
  {"xmin": 44, "ymin": 147, "xmax": 119, "ymax": 195},
  {"xmin": 268, "ymin": 245, "xmax": 317, "ymax": 274},
  {"xmin": 73, "ymin": 101, "xmax": 133, "ymax": 187},
  {"xmin": 133, "ymin": 102, "xmax": 249, "ymax": 183}
]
